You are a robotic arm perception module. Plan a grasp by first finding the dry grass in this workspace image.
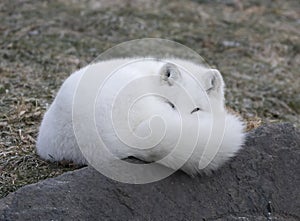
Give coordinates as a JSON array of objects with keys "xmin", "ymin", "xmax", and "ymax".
[
  {"xmin": 0, "ymin": 0, "xmax": 299, "ymax": 198},
  {"xmin": 0, "ymin": 90, "xmax": 82, "ymax": 196}
]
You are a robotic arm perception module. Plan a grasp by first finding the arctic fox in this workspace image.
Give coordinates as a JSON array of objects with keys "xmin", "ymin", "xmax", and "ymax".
[{"xmin": 36, "ymin": 58, "xmax": 245, "ymax": 176}]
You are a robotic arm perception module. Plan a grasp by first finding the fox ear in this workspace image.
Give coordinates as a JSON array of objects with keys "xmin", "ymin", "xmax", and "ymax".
[
  {"xmin": 202, "ymin": 69, "xmax": 225, "ymax": 110},
  {"xmin": 203, "ymin": 69, "xmax": 224, "ymax": 96},
  {"xmin": 160, "ymin": 63, "xmax": 180, "ymax": 86}
]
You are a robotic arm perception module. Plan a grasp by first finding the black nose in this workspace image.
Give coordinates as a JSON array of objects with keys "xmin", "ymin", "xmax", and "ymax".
[{"xmin": 191, "ymin": 107, "xmax": 201, "ymax": 114}]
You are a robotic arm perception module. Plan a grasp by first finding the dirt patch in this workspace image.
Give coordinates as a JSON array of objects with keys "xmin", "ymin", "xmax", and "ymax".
[{"xmin": 0, "ymin": 0, "xmax": 299, "ymax": 198}]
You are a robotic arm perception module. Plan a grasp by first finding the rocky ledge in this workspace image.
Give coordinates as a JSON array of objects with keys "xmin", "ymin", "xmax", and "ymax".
[{"xmin": 0, "ymin": 123, "xmax": 299, "ymax": 221}]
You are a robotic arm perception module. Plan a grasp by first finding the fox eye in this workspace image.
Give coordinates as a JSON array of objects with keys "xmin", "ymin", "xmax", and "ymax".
[
  {"xmin": 191, "ymin": 107, "xmax": 201, "ymax": 114},
  {"xmin": 166, "ymin": 101, "xmax": 175, "ymax": 109}
]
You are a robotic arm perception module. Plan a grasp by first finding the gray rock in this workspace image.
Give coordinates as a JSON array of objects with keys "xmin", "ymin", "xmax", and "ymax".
[{"xmin": 0, "ymin": 123, "xmax": 299, "ymax": 221}]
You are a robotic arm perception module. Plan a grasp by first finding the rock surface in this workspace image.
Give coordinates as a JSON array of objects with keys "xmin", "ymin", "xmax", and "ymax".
[{"xmin": 0, "ymin": 123, "xmax": 299, "ymax": 221}]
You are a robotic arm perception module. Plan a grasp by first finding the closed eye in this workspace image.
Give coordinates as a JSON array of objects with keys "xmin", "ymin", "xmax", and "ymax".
[
  {"xmin": 191, "ymin": 107, "xmax": 201, "ymax": 114},
  {"xmin": 166, "ymin": 101, "xmax": 175, "ymax": 109}
]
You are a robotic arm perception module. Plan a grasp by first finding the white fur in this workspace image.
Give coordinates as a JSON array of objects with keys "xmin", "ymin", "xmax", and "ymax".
[{"xmin": 36, "ymin": 58, "xmax": 245, "ymax": 176}]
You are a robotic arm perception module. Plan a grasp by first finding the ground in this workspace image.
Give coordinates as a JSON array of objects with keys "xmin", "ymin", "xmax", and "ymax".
[{"xmin": 0, "ymin": 0, "xmax": 299, "ymax": 198}]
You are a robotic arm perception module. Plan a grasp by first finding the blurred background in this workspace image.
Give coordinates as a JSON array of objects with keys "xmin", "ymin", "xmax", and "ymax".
[{"xmin": 0, "ymin": 0, "xmax": 299, "ymax": 197}]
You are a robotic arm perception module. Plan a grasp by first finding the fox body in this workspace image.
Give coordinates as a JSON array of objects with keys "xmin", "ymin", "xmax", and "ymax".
[{"xmin": 37, "ymin": 58, "xmax": 245, "ymax": 176}]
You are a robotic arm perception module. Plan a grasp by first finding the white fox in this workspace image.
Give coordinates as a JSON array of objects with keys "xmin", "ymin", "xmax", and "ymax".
[{"xmin": 36, "ymin": 58, "xmax": 245, "ymax": 176}]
